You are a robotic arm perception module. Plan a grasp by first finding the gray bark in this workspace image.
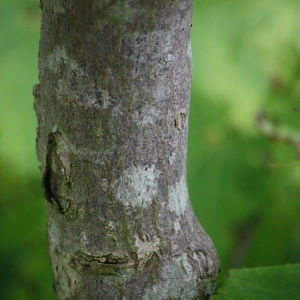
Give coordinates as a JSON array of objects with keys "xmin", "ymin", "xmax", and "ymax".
[{"xmin": 34, "ymin": 0, "xmax": 219, "ymax": 299}]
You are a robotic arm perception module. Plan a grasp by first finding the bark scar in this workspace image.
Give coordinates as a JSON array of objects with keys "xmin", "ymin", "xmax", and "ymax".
[
  {"xmin": 42, "ymin": 131, "xmax": 72, "ymax": 215},
  {"xmin": 71, "ymin": 252, "xmax": 135, "ymax": 275},
  {"xmin": 43, "ymin": 132, "xmax": 58, "ymax": 203}
]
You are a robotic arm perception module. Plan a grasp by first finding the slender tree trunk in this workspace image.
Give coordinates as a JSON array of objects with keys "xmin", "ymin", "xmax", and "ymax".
[{"xmin": 34, "ymin": 1, "xmax": 219, "ymax": 299}]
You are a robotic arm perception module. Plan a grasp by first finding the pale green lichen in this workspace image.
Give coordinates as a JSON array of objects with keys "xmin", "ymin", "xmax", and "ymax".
[
  {"xmin": 115, "ymin": 165, "xmax": 160, "ymax": 208},
  {"xmin": 168, "ymin": 175, "xmax": 188, "ymax": 215}
]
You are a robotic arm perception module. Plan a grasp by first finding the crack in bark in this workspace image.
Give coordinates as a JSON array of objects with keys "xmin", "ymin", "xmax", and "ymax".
[{"xmin": 71, "ymin": 251, "xmax": 135, "ymax": 275}]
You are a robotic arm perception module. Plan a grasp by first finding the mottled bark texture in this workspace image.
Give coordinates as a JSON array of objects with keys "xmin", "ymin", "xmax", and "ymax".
[{"xmin": 34, "ymin": 0, "xmax": 219, "ymax": 299}]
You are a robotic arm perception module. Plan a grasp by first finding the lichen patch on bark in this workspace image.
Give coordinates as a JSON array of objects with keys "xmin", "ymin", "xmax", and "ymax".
[
  {"xmin": 168, "ymin": 175, "xmax": 188, "ymax": 215},
  {"xmin": 115, "ymin": 165, "xmax": 160, "ymax": 208}
]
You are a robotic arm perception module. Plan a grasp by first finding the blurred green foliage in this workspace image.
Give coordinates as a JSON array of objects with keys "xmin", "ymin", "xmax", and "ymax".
[
  {"xmin": 189, "ymin": 0, "xmax": 300, "ymax": 273},
  {"xmin": 0, "ymin": 0, "xmax": 300, "ymax": 298},
  {"xmin": 212, "ymin": 264, "xmax": 300, "ymax": 299}
]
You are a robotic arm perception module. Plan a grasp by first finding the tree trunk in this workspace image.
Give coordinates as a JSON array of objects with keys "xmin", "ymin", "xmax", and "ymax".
[{"xmin": 34, "ymin": 0, "xmax": 219, "ymax": 299}]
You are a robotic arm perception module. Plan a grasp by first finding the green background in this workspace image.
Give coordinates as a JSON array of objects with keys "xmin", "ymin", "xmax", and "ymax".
[{"xmin": 1, "ymin": 0, "xmax": 300, "ymax": 298}]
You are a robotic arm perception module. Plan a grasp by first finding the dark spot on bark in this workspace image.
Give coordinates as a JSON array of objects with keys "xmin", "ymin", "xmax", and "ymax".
[
  {"xmin": 174, "ymin": 112, "xmax": 186, "ymax": 131},
  {"xmin": 33, "ymin": 83, "xmax": 40, "ymax": 99},
  {"xmin": 174, "ymin": 119, "xmax": 178, "ymax": 129},
  {"xmin": 42, "ymin": 131, "xmax": 75, "ymax": 217}
]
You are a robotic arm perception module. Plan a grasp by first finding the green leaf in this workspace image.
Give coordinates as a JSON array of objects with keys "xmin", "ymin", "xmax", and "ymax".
[{"xmin": 212, "ymin": 264, "xmax": 300, "ymax": 300}]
